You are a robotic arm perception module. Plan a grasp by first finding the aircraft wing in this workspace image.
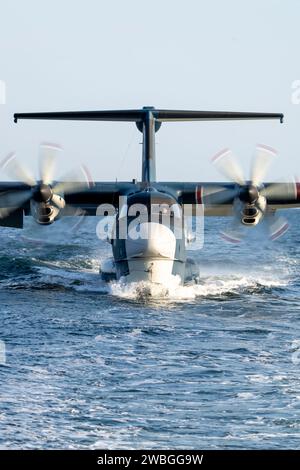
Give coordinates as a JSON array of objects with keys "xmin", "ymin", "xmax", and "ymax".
[
  {"xmin": 0, "ymin": 182, "xmax": 134, "ymax": 228},
  {"xmin": 166, "ymin": 182, "xmax": 300, "ymax": 215},
  {"xmin": 0, "ymin": 181, "xmax": 299, "ymax": 229}
]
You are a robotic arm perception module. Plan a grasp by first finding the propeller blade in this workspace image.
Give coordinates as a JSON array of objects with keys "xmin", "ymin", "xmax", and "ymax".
[
  {"xmin": 220, "ymin": 218, "xmax": 245, "ymax": 244},
  {"xmin": 266, "ymin": 213, "xmax": 289, "ymax": 241},
  {"xmin": 61, "ymin": 205, "xmax": 88, "ymax": 231},
  {"xmin": 61, "ymin": 204, "xmax": 87, "ymax": 216},
  {"xmin": 39, "ymin": 143, "xmax": 61, "ymax": 185},
  {"xmin": 212, "ymin": 148, "xmax": 245, "ymax": 185},
  {"xmin": 251, "ymin": 144, "xmax": 277, "ymax": 187},
  {"xmin": 261, "ymin": 181, "xmax": 297, "ymax": 201},
  {"xmin": 221, "ymin": 214, "xmax": 289, "ymax": 243},
  {"xmin": 0, "ymin": 189, "xmax": 32, "ymax": 219},
  {"xmin": 52, "ymin": 165, "xmax": 93, "ymax": 195},
  {"xmin": 1, "ymin": 152, "xmax": 35, "ymax": 186}
]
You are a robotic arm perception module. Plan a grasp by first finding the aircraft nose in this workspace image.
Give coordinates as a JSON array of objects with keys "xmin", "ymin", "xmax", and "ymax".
[{"xmin": 125, "ymin": 222, "xmax": 176, "ymax": 259}]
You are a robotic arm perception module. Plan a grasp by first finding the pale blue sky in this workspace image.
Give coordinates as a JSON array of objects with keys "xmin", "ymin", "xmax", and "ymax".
[{"xmin": 0, "ymin": 0, "xmax": 299, "ymax": 181}]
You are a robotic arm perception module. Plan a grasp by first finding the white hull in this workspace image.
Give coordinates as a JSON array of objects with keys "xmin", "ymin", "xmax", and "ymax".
[
  {"xmin": 102, "ymin": 222, "xmax": 199, "ymax": 285},
  {"xmin": 125, "ymin": 258, "xmax": 185, "ymax": 284}
]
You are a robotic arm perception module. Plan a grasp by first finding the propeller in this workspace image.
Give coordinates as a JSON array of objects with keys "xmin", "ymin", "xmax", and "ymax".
[
  {"xmin": 211, "ymin": 144, "xmax": 295, "ymax": 242},
  {"xmin": 0, "ymin": 143, "xmax": 93, "ymax": 224}
]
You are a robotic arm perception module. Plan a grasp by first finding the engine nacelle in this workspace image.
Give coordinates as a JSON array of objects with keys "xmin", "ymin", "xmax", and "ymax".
[
  {"xmin": 241, "ymin": 195, "xmax": 266, "ymax": 226},
  {"xmin": 233, "ymin": 195, "xmax": 266, "ymax": 227},
  {"xmin": 30, "ymin": 194, "xmax": 65, "ymax": 225}
]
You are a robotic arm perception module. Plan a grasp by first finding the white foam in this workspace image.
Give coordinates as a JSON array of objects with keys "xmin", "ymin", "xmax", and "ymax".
[
  {"xmin": 246, "ymin": 374, "xmax": 272, "ymax": 383},
  {"xmin": 108, "ymin": 272, "xmax": 288, "ymax": 301},
  {"xmin": 30, "ymin": 257, "xmax": 290, "ymax": 301},
  {"xmin": 237, "ymin": 392, "xmax": 256, "ymax": 399}
]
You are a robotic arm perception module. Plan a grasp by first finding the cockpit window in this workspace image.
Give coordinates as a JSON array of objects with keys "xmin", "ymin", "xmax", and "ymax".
[{"xmin": 119, "ymin": 201, "xmax": 182, "ymax": 225}]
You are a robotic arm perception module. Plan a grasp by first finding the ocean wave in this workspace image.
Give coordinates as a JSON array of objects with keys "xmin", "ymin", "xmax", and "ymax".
[
  {"xmin": 0, "ymin": 257, "xmax": 289, "ymax": 300},
  {"xmin": 108, "ymin": 273, "xmax": 288, "ymax": 301}
]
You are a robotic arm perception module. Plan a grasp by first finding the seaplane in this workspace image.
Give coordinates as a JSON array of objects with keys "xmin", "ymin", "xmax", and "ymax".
[{"xmin": 0, "ymin": 106, "xmax": 299, "ymax": 285}]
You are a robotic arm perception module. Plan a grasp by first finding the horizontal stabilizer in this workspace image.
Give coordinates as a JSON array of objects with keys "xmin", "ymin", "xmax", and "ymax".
[{"xmin": 14, "ymin": 108, "xmax": 284, "ymax": 123}]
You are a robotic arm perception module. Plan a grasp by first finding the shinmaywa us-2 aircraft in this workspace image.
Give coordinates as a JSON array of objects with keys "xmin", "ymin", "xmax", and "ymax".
[{"xmin": 0, "ymin": 106, "xmax": 299, "ymax": 285}]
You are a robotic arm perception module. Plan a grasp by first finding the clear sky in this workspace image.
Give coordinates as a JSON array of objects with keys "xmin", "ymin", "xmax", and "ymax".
[{"xmin": 0, "ymin": 0, "xmax": 299, "ymax": 182}]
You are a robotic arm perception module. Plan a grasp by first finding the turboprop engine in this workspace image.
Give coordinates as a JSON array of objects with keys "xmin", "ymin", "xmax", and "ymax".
[{"xmin": 0, "ymin": 143, "xmax": 92, "ymax": 225}]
